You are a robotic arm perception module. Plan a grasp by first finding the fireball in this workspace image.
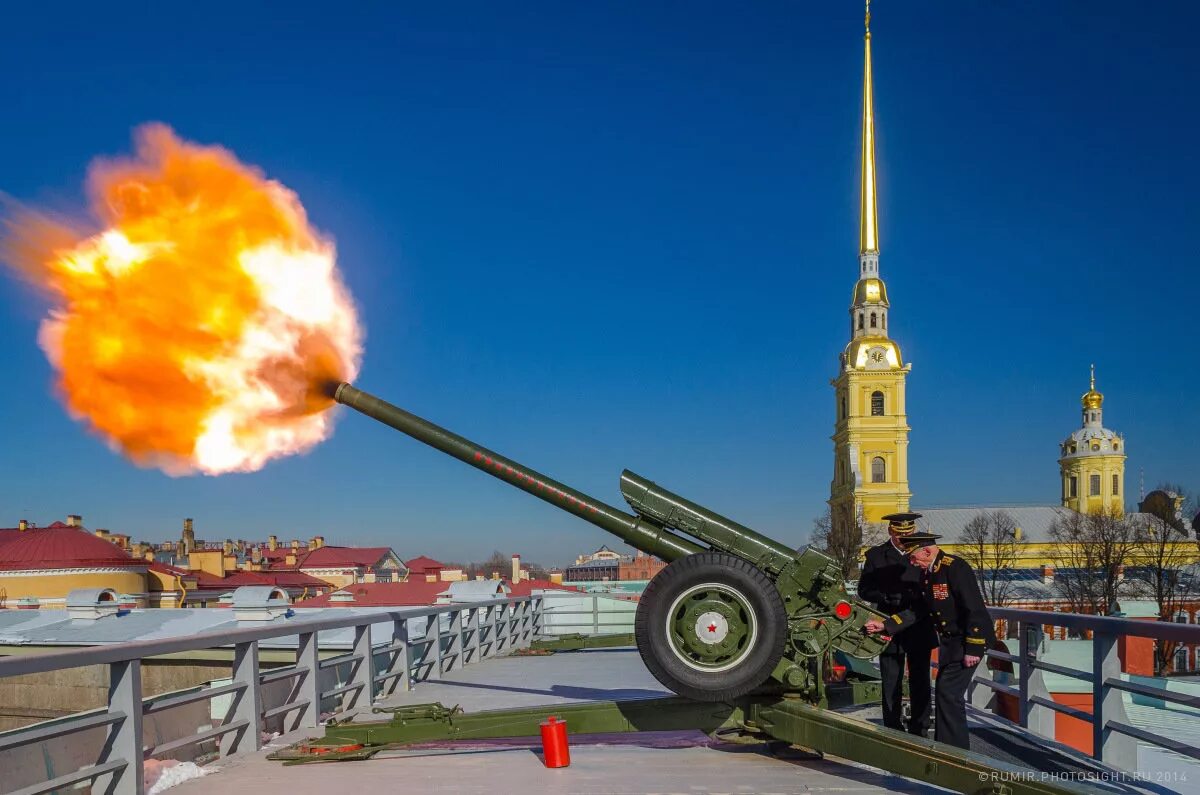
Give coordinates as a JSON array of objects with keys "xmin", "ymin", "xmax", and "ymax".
[{"xmin": 4, "ymin": 124, "xmax": 363, "ymax": 475}]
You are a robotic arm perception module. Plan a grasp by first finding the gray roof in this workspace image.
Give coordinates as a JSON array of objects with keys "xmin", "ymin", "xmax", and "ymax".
[
  {"xmin": 913, "ymin": 506, "xmax": 1068, "ymax": 543},
  {"xmin": 0, "ymin": 606, "xmax": 414, "ymax": 650},
  {"xmin": 913, "ymin": 506, "xmax": 1169, "ymax": 543}
]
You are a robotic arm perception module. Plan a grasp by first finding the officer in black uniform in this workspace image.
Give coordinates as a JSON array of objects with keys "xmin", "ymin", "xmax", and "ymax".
[
  {"xmin": 856, "ymin": 513, "xmax": 936, "ymax": 736},
  {"xmin": 865, "ymin": 532, "xmax": 996, "ymax": 749}
]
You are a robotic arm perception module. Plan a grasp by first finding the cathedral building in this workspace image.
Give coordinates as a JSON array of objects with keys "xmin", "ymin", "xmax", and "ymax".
[
  {"xmin": 828, "ymin": 4, "xmax": 912, "ymax": 538},
  {"xmin": 1059, "ymin": 366, "xmax": 1126, "ymax": 516}
]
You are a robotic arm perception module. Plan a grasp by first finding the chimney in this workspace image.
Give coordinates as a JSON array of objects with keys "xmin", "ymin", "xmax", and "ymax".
[
  {"xmin": 67, "ymin": 588, "xmax": 120, "ymax": 621},
  {"xmin": 491, "ymin": 570, "xmax": 500, "ymax": 581},
  {"xmin": 268, "ymin": 535, "xmax": 278, "ymax": 551},
  {"xmin": 223, "ymin": 539, "xmax": 234, "ymax": 555},
  {"xmin": 475, "ymin": 574, "xmax": 485, "ymax": 581},
  {"xmin": 251, "ymin": 546, "xmax": 262, "ymax": 564},
  {"xmin": 330, "ymin": 590, "xmax": 356, "ymax": 605},
  {"xmin": 426, "ymin": 573, "xmax": 437, "ymax": 583},
  {"xmin": 291, "ymin": 539, "xmax": 300, "ymax": 550},
  {"xmin": 66, "ymin": 514, "xmax": 82, "ymax": 527},
  {"xmin": 285, "ymin": 552, "xmax": 297, "ymax": 567},
  {"xmin": 184, "ymin": 517, "xmax": 193, "ymax": 533},
  {"xmin": 1042, "ymin": 565, "xmax": 1054, "ymax": 585},
  {"xmin": 314, "ymin": 535, "xmax": 325, "ymax": 548},
  {"xmin": 512, "ymin": 554, "xmax": 521, "ymax": 583},
  {"xmin": 308, "ymin": 537, "xmax": 317, "ymax": 551},
  {"xmin": 18, "ymin": 519, "xmax": 27, "ymax": 531}
]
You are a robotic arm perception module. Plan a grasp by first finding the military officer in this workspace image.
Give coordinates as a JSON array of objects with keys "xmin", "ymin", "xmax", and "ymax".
[
  {"xmin": 856, "ymin": 513, "xmax": 937, "ymax": 736},
  {"xmin": 865, "ymin": 532, "xmax": 996, "ymax": 749}
]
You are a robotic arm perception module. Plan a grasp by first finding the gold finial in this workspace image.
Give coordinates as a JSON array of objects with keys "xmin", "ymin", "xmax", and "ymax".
[
  {"xmin": 860, "ymin": 0, "xmax": 879, "ymax": 254},
  {"xmin": 1082, "ymin": 364, "xmax": 1103, "ymax": 410}
]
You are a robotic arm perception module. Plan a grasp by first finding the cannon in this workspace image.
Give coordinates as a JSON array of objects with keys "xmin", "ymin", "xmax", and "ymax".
[{"xmin": 330, "ymin": 382, "xmax": 887, "ymax": 705}]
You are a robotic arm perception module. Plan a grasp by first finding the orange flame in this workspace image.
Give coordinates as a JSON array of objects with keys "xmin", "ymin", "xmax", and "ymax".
[{"xmin": 5, "ymin": 124, "xmax": 362, "ymax": 475}]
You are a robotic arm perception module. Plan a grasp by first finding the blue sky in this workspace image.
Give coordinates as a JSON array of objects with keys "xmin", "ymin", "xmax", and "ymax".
[{"xmin": 0, "ymin": 2, "xmax": 1195, "ymax": 566}]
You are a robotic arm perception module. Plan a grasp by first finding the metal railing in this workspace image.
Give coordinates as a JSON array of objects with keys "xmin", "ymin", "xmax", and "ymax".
[
  {"xmin": 971, "ymin": 607, "xmax": 1200, "ymax": 770},
  {"xmin": 0, "ymin": 596, "xmax": 541, "ymax": 795},
  {"xmin": 537, "ymin": 592, "xmax": 636, "ymax": 636}
]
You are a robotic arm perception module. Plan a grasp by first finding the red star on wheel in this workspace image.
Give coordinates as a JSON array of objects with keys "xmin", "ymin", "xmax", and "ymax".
[{"xmin": 708, "ymin": 623, "xmax": 718, "ymax": 633}]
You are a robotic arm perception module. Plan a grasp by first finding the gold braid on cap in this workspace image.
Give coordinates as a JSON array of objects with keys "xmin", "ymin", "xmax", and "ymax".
[{"xmin": 889, "ymin": 519, "xmax": 917, "ymax": 535}]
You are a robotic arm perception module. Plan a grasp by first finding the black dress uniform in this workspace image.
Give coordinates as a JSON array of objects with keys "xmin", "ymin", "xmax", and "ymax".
[
  {"xmin": 858, "ymin": 516, "xmax": 937, "ymax": 736},
  {"xmin": 884, "ymin": 536, "xmax": 996, "ymax": 750}
]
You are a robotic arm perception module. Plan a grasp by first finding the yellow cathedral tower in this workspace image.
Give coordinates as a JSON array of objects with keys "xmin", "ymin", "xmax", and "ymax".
[
  {"xmin": 1059, "ymin": 365, "xmax": 1126, "ymax": 516},
  {"xmin": 829, "ymin": 1, "xmax": 912, "ymax": 537}
]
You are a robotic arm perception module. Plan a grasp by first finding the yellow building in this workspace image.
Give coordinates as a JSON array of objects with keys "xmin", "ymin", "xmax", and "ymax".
[
  {"xmin": 829, "ymin": 6, "xmax": 912, "ymax": 538},
  {"xmin": 0, "ymin": 518, "xmax": 183, "ymax": 608},
  {"xmin": 1059, "ymin": 365, "xmax": 1126, "ymax": 516}
]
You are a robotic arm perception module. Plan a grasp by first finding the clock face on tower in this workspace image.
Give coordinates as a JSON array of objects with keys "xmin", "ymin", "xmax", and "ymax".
[{"xmin": 866, "ymin": 346, "xmax": 888, "ymax": 369}]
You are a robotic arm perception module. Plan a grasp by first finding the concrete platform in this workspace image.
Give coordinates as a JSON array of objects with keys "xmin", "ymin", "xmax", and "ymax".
[{"xmin": 184, "ymin": 647, "xmax": 948, "ymax": 794}]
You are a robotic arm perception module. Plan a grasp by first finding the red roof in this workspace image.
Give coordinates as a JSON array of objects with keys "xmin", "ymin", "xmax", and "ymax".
[
  {"xmin": 296, "ymin": 579, "xmax": 446, "ymax": 608},
  {"xmin": 189, "ymin": 569, "xmax": 328, "ymax": 591},
  {"xmin": 0, "ymin": 523, "xmax": 143, "ymax": 571},
  {"xmin": 404, "ymin": 555, "xmax": 445, "ymax": 573},
  {"xmin": 299, "ymin": 546, "xmax": 393, "ymax": 569},
  {"xmin": 149, "ymin": 562, "xmax": 189, "ymax": 576}
]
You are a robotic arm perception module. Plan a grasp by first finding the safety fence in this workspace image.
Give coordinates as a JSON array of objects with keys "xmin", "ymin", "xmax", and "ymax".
[
  {"xmin": 972, "ymin": 607, "xmax": 1200, "ymax": 771},
  {"xmin": 0, "ymin": 596, "xmax": 541, "ymax": 795}
]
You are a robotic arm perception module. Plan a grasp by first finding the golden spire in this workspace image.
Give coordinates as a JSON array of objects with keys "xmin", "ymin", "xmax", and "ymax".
[
  {"xmin": 860, "ymin": 0, "xmax": 879, "ymax": 255},
  {"xmin": 1082, "ymin": 363, "xmax": 1104, "ymax": 410}
]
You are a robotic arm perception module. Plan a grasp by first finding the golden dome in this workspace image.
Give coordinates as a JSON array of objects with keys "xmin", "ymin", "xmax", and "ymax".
[
  {"xmin": 852, "ymin": 278, "xmax": 889, "ymax": 307},
  {"xmin": 1081, "ymin": 364, "xmax": 1103, "ymax": 409}
]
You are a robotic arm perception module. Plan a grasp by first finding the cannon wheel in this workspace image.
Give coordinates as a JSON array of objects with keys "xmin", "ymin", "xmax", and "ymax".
[{"xmin": 635, "ymin": 551, "xmax": 786, "ymax": 702}]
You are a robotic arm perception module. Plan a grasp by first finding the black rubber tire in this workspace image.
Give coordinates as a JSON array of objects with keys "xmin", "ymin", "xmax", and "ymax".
[{"xmin": 634, "ymin": 551, "xmax": 786, "ymax": 702}]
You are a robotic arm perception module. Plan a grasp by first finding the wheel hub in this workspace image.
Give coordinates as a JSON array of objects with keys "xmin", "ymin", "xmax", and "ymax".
[
  {"xmin": 695, "ymin": 611, "xmax": 729, "ymax": 644},
  {"xmin": 665, "ymin": 582, "xmax": 756, "ymax": 673}
]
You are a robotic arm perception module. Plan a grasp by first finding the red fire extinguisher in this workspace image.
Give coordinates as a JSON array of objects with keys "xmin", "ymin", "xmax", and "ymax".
[{"xmin": 540, "ymin": 715, "xmax": 570, "ymax": 768}]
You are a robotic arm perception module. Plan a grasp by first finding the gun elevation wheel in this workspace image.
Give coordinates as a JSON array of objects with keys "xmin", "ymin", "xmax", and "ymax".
[{"xmin": 635, "ymin": 551, "xmax": 786, "ymax": 701}]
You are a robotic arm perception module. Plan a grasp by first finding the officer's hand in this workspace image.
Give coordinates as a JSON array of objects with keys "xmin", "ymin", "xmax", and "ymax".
[
  {"xmin": 964, "ymin": 654, "xmax": 981, "ymax": 667},
  {"xmin": 864, "ymin": 620, "xmax": 885, "ymax": 634}
]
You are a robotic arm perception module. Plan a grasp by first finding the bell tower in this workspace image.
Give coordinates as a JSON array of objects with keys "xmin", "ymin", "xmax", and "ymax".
[
  {"xmin": 829, "ymin": 1, "xmax": 913, "ymax": 538},
  {"xmin": 1059, "ymin": 366, "xmax": 1126, "ymax": 515}
]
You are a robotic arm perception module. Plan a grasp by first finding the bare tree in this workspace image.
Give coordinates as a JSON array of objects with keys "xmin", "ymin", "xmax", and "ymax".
[
  {"xmin": 958, "ymin": 510, "xmax": 1020, "ymax": 606},
  {"xmin": 811, "ymin": 508, "xmax": 885, "ymax": 582},
  {"xmin": 1050, "ymin": 508, "xmax": 1137, "ymax": 619},
  {"xmin": 1131, "ymin": 486, "xmax": 1200, "ymax": 673}
]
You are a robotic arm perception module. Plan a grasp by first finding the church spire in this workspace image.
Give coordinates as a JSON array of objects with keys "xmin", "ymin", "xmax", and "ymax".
[{"xmin": 860, "ymin": 0, "xmax": 879, "ymax": 258}]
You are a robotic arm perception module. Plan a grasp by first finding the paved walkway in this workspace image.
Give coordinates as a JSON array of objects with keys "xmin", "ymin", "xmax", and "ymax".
[{"xmin": 180, "ymin": 648, "xmax": 947, "ymax": 795}]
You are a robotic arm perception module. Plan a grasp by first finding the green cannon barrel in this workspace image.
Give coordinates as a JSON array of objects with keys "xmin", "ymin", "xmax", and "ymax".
[
  {"xmin": 331, "ymin": 382, "xmax": 704, "ymax": 562},
  {"xmin": 619, "ymin": 470, "xmax": 797, "ymax": 574}
]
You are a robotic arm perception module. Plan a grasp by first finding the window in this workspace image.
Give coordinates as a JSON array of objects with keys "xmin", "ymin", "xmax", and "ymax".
[
  {"xmin": 1175, "ymin": 646, "xmax": 1190, "ymax": 673},
  {"xmin": 1089, "ymin": 474, "xmax": 1101, "ymax": 496},
  {"xmin": 857, "ymin": 314, "xmax": 864, "ymax": 330},
  {"xmin": 871, "ymin": 391, "xmax": 884, "ymax": 416},
  {"xmin": 1112, "ymin": 474, "xmax": 1119, "ymax": 496},
  {"xmin": 1069, "ymin": 477, "xmax": 1078, "ymax": 498},
  {"xmin": 840, "ymin": 395, "xmax": 847, "ymax": 419},
  {"xmin": 870, "ymin": 312, "xmax": 877, "ymax": 328},
  {"xmin": 882, "ymin": 314, "xmax": 886, "ymax": 329},
  {"xmin": 871, "ymin": 456, "xmax": 886, "ymax": 483}
]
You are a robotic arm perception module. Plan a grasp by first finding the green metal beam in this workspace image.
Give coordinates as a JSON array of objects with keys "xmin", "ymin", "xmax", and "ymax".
[{"xmin": 528, "ymin": 633, "xmax": 636, "ymax": 651}]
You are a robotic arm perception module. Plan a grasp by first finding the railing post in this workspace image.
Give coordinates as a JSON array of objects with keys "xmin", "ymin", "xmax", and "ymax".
[
  {"xmin": 427, "ymin": 612, "xmax": 443, "ymax": 680},
  {"xmin": 445, "ymin": 609, "xmax": 462, "ymax": 672},
  {"xmin": 1018, "ymin": 622, "xmax": 1054, "ymax": 738},
  {"xmin": 349, "ymin": 624, "xmax": 375, "ymax": 708},
  {"xmin": 516, "ymin": 600, "xmax": 531, "ymax": 649},
  {"xmin": 461, "ymin": 607, "xmax": 475, "ymax": 666},
  {"xmin": 1093, "ymin": 630, "xmax": 1136, "ymax": 769},
  {"xmin": 95, "ymin": 659, "xmax": 144, "ymax": 795},
  {"xmin": 968, "ymin": 656, "xmax": 995, "ymax": 711},
  {"xmin": 221, "ymin": 640, "xmax": 263, "ymax": 757},
  {"xmin": 383, "ymin": 618, "xmax": 410, "ymax": 695},
  {"xmin": 533, "ymin": 595, "xmax": 544, "ymax": 639},
  {"xmin": 483, "ymin": 604, "xmax": 497, "ymax": 658},
  {"xmin": 293, "ymin": 630, "xmax": 321, "ymax": 730},
  {"xmin": 592, "ymin": 595, "xmax": 600, "ymax": 635}
]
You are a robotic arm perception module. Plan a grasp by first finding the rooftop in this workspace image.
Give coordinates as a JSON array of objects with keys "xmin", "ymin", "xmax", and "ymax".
[{"xmin": 178, "ymin": 647, "xmax": 949, "ymax": 795}]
